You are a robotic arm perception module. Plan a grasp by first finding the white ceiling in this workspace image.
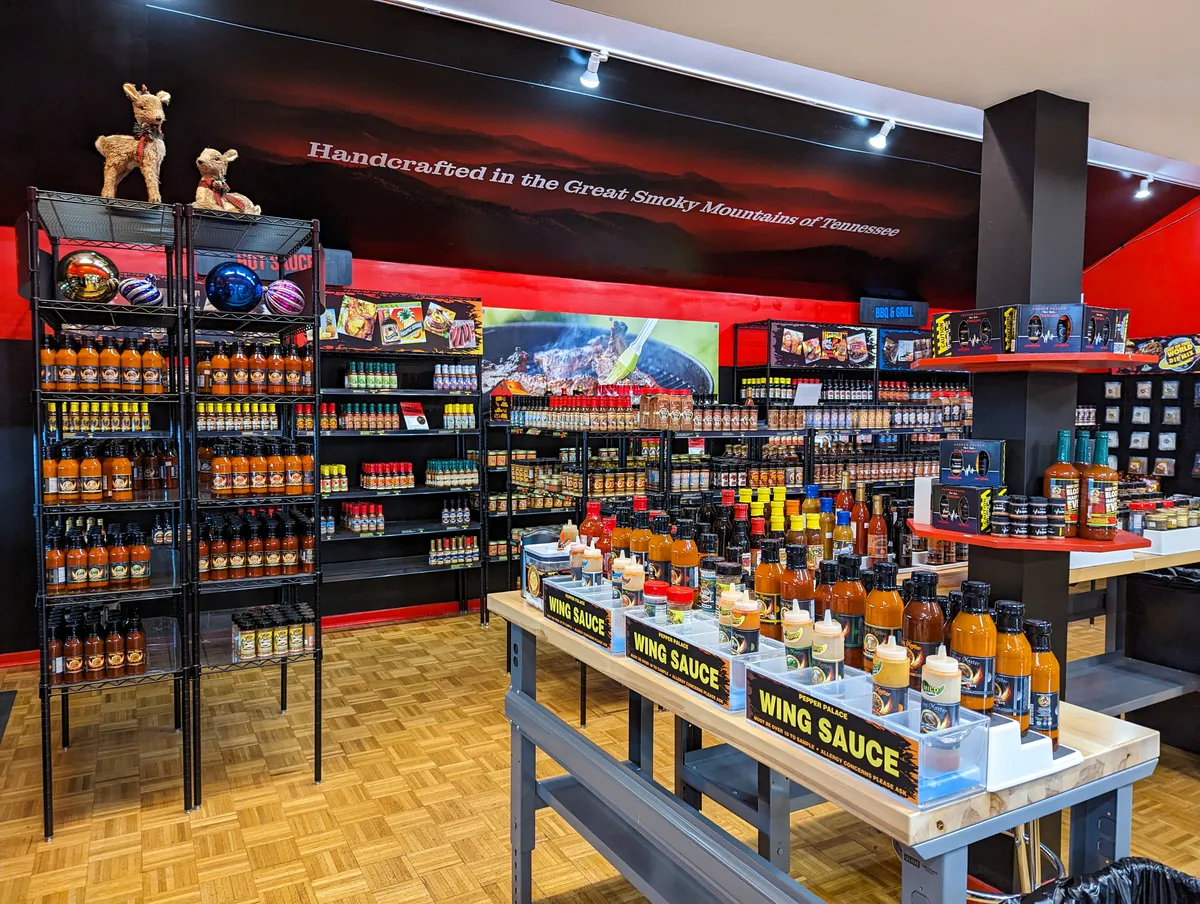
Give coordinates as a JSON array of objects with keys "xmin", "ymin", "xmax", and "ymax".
[{"xmin": 561, "ymin": 0, "xmax": 1200, "ymax": 167}]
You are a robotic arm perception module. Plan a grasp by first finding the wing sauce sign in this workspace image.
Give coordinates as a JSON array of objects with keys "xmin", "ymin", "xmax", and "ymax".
[
  {"xmin": 626, "ymin": 617, "xmax": 732, "ymax": 708},
  {"xmin": 746, "ymin": 669, "xmax": 920, "ymax": 802},
  {"xmin": 544, "ymin": 583, "xmax": 615, "ymax": 650}
]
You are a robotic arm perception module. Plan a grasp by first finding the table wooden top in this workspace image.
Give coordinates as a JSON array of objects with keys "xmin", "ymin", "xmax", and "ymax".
[
  {"xmin": 489, "ymin": 590, "xmax": 1159, "ymax": 848},
  {"xmin": 1069, "ymin": 548, "xmax": 1200, "ymax": 583}
]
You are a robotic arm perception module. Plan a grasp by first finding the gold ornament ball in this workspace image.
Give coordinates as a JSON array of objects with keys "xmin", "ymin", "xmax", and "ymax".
[{"xmin": 56, "ymin": 250, "xmax": 120, "ymax": 302}]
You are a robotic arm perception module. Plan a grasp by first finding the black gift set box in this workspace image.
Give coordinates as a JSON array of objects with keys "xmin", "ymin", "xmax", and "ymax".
[
  {"xmin": 1015, "ymin": 304, "xmax": 1084, "ymax": 353},
  {"xmin": 938, "ymin": 439, "xmax": 1007, "ymax": 487},
  {"xmin": 930, "ymin": 484, "xmax": 1005, "ymax": 535},
  {"xmin": 932, "ymin": 307, "xmax": 1017, "ymax": 357},
  {"xmin": 1082, "ymin": 307, "xmax": 1131, "ymax": 353}
]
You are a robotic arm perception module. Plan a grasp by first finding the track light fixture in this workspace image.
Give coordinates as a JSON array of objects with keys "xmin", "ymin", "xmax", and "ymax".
[
  {"xmin": 580, "ymin": 50, "xmax": 608, "ymax": 89},
  {"xmin": 1135, "ymin": 176, "xmax": 1154, "ymax": 199},
  {"xmin": 868, "ymin": 119, "xmax": 895, "ymax": 150}
]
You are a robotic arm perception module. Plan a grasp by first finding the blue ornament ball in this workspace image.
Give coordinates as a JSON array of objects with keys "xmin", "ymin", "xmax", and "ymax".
[
  {"xmin": 119, "ymin": 276, "xmax": 163, "ymax": 306},
  {"xmin": 205, "ymin": 262, "xmax": 263, "ymax": 313}
]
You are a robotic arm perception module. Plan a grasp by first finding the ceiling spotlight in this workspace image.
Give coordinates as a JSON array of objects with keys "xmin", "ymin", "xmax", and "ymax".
[
  {"xmin": 580, "ymin": 50, "xmax": 608, "ymax": 89},
  {"xmin": 1135, "ymin": 176, "xmax": 1154, "ymax": 199},
  {"xmin": 869, "ymin": 119, "xmax": 895, "ymax": 150}
]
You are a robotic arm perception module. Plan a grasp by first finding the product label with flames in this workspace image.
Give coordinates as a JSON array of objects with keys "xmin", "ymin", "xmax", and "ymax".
[
  {"xmin": 747, "ymin": 669, "xmax": 921, "ymax": 802},
  {"xmin": 955, "ymin": 653, "xmax": 995, "ymax": 700}
]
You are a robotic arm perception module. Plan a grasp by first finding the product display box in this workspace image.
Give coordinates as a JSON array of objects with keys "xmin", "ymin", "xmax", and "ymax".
[
  {"xmin": 744, "ymin": 660, "xmax": 1081, "ymax": 805},
  {"xmin": 931, "ymin": 306, "xmax": 1017, "ymax": 358},
  {"xmin": 930, "ymin": 483, "xmax": 1003, "ymax": 534},
  {"xmin": 938, "ymin": 439, "xmax": 1006, "ymax": 487},
  {"xmin": 1014, "ymin": 304, "xmax": 1085, "ymax": 353},
  {"xmin": 1083, "ymin": 306, "xmax": 1131, "ymax": 353},
  {"xmin": 521, "ymin": 541, "xmax": 571, "ymax": 609},
  {"xmin": 623, "ymin": 610, "xmax": 782, "ymax": 711}
]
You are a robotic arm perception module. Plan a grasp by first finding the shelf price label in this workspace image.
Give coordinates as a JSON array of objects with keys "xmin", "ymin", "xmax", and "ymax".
[{"xmin": 746, "ymin": 669, "xmax": 920, "ymax": 802}]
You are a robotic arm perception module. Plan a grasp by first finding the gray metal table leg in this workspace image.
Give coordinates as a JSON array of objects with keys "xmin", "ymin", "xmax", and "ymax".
[
  {"xmin": 675, "ymin": 716, "xmax": 703, "ymax": 809},
  {"xmin": 510, "ymin": 625, "xmax": 538, "ymax": 904},
  {"xmin": 1069, "ymin": 783, "xmax": 1133, "ymax": 875},
  {"xmin": 900, "ymin": 844, "xmax": 969, "ymax": 904},
  {"xmin": 628, "ymin": 691, "xmax": 654, "ymax": 776},
  {"xmin": 1104, "ymin": 576, "xmax": 1126, "ymax": 653},
  {"xmin": 758, "ymin": 764, "xmax": 791, "ymax": 871}
]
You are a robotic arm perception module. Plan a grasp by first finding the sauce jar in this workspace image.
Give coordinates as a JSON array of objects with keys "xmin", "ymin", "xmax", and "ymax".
[{"xmin": 643, "ymin": 579, "xmax": 669, "ymax": 622}]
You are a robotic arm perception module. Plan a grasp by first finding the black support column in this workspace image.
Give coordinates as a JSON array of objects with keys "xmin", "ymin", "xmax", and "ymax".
[{"xmin": 968, "ymin": 90, "xmax": 1090, "ymax": 684}]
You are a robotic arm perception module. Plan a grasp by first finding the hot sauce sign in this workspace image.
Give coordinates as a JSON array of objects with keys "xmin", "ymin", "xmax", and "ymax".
[
  {"xmin": 544, "ymin": 584, "xmax": 614, "ymax": 650},
  {"xmin": 747, "ymin": 669, "xmax": 920, "ymax": 802},
  {"xmin": 626, "ymin": 617, "xmax": 732, "ymax": 707}
]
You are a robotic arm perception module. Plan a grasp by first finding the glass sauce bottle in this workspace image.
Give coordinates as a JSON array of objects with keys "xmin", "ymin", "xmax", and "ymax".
[
  {"xmin": 670, "ymin": 519, "xmax": 700, "ymax": 606},
  {"xmin": 754, "ymin": 540, "xmax": 784, "ymax": 640},
  {"xmin": 99, "ymin": 337, "xmax": 121, "ymax": 391},
  {"xmin": 780, "ymin": 544, "xmax": 814, "ymax": 619},
  {"xmin": 230, "ymin": 341, "xmax": 249, "ymax": 395},
  {"xmin": 829, "ymin": 553, "xmax": 866, "ymax": 669},
  {"xmin": 77, "ymin": 337, "xmax": 100, "ymax": 391},
  {"xmin": 815, "ymin": 560, "xmax": 837, "ymax": 620},
  {"xmin": 55, "ymin": 338, "xmax": 77, "ymax": 391},
  {"xmin": 864, "ymin": 561, "xmax": 904, "ymax": 673},
  {"xmin": 950, "ymin": 581, "xmax": 997, "ymax": 714},
  {"xmin": 125, "ymin": 611, "xmax": 147, "ymax": 675},
  {"xmin": 40, "ymin": 334, "xmax": 57, "ymax": 390},
  {"xmin": 141, "ymin": 339, "xmax": 164, "ymax": 393},
  {"xmin": 210, "ymin": 341, "xmax": 231, "ymax": 395},
  {"xmin": 267, "ymin": 345, "xmax": 286, "ymax": 395},
  {"xmin": 1078, "ymin": 432, "xmax": 1118, "ymax": 541},
  {"xmin": 850, "ymin": 484, "xmax": 870, "ymax": 556},
  {"xmin": 1044, "ymin": 429, "xmax": 1081, "ymax": 538},
  {"xmin": 646, "ymin": 514, "xmax": 672, "ymax": 582},
  {"xmin": 993, "ymin": 600, "xmax": 1033, "ymax": 732},
  {"xmin": 1025, "ymin": 618, "xmax": 1060, "ymax": 748},
  {"xmin": 119, "ymin": 339, "xmax": 142, "ymax": 392},
  {"xmin": 903, "ymin": 571, "xmax": 945, "ymax": 690}
]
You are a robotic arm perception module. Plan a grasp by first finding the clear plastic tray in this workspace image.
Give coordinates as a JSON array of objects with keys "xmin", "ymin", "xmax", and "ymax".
[{"xmin": 543, "ymin": 576, "xmax": 631, "ymax": 653}]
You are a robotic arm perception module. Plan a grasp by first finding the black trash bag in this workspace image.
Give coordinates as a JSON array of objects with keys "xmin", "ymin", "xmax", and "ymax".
[{"xmin": 1023, "ymin": 857, "xmax": 1200, "ymax": 903}]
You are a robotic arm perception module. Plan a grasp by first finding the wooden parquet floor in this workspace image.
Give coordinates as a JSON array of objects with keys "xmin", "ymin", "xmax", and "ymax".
[{"xmin": 0, "ymin": 614, "xmax": 1196, "ymax": 904}]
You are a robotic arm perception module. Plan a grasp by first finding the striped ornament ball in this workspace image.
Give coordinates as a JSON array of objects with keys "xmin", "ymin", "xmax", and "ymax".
[
  {"xmin": 263, "ymin": 279, "xmax": 306, "ymax": 315},
  {"xmin": 118, "ymin": 276, "xmax": 163, "ymax": 306}
]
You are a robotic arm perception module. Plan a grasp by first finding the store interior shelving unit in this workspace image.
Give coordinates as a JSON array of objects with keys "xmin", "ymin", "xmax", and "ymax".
[
  {"xmin": 910, "ymin": 351, "xmax": 1177, "ymax": 717},
  {"xmin": 184, "ymin": 206, "xmax": 323, "ymax": 806},
  {"xmin": 22, "ymin": 189, "xmax": 191, "ymax": 840},
  {"xmin": 319, "ymin": 351, "xmax": 485, "ymax": 616}
]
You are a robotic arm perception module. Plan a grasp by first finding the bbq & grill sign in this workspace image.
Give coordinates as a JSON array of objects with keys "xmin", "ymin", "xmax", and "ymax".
[{"xmin": 859, "ymin": 298, "xmax": 929, "ymax": 328}]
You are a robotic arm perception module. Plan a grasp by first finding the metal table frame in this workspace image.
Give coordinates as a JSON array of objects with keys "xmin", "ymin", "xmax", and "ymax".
[{"xmin": 506, "ymin": 621, "xmax": 1155, "ymax": 904}]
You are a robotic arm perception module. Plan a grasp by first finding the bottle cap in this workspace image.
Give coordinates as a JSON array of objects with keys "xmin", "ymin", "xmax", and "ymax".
[
  {"xmin": 873, "ymin": 561, "xmax": 898, "ymax": 590},
  {"xmin": 738, "ymin": 488, "xmax": 753, "ymax": 504},
  {"xmin": 718, "ymin": 588, "xmax": 742, "ymax": 609},
  {"xmin": 651, "ymin": 514, "xmax": 670, "ymax": 534},
  {"xmin": 805, "ymin": 484, "xmax": 820, "ymax": 499},
  {"xmin": 836, "ymin": 552, "xmax": 861, "ymax": 581},
  {"xmin": 734, "ymin": 503, "xmax": 749, "ymax": 519},
  {"xmin": 750, "ymin": 502, "xmax": 765, "ymax": 518},
  {"xmin": 960, "ymin": 580, "xmax": 991, "ymax": 613},
  {"xmin": 836, "ymin": 510, "xmax": 850, "ymax": 525},
  {"xmin": 860, "ymin": 568, "xmax": 875, "ymax": 594},
  {"xmin": 726, "ymin": 544, "xmax": 744, "ymax": 564},
  {"xmin": 874, "ymin": 636, "xmax": 907, "ymax": 663},
  {"xmin": 820, "ymin": 497, "xmax": 834, "ymax": 513},
  {"xmin": 785, "ymin": 544, "xmax": 807, "ymax": 571},
  {"xmin": 994, "ymin": 599, "xmax": 1025, "ymax": 634},
  {"xmin": 819, "ymin": 560, "xmax": 839, "ymax": 584},
  {"xmin": 1024, "ymin": 618, "xmax": 1053, "ymax": 652},
  {"xmin": 733, "ymin": 592, "xmax": 759, "ymax": 613},
  {"xmin": 666, "ymin": 586, "xmax": 694, "ymax": 605},
  {"xmin": 676, "ymin": 519, "xmax": 695, "ymax": 539},
  {"xmin": 643, "ymin": 580, "xmax": 670, "ymax": 596},
  {"xmin": 925, "ymin": 644, "xmax": 961, "ymax": 678},
  {"xmin": 717, "ymin": 562, "xmax": 743, "ymax": 578}
]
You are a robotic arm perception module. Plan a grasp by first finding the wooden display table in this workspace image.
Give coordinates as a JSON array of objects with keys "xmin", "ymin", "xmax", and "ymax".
[
  {"xmin": 1069, "ymin": 547, "xmax": 1200, "ymax": 583},
  {"xmin": 491, "ymin": 590, "xmax": 1159, "ymax": 904}
]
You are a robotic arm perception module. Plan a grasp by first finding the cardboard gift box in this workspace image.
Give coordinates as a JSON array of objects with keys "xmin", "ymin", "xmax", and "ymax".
[
  {"xmin": 939, "ymin": 439, "xmax": 1007, "ymax": 487},
  {"xmin": 932, "ymin": 306, "xmax": 1018, "ymax": 357},
  {"xmin": 930, "ymin": 484, "xmax": 1004, "ymax": 534},
  {"xmin": 1082, "ymin": 306, "xmax": 1131, "ymax": 353},
  {"xmin": 1015, "ymin": 304, "xmax": 1085, "ymax": 353}
]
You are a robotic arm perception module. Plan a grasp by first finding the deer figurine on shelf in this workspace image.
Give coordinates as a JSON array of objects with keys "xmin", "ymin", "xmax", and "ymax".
[{"xmin": 96, "ymin": 83, "xmax": 171, "ymax": 203}]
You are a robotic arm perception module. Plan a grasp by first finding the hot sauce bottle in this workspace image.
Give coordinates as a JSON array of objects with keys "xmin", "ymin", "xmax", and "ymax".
[
  {"xmin": 950, "ymin": 580, "xmax": 997, "ymax": 714},
  {"xmin": 872, "ymin": 636, "xmax": 909, "ymax": 716},
  {"xmin": 282, "ymin": 521, "xmax": 300, "ymax": 574},
  {"xmin": 285, "ymin": 343, "xmax": 303, "ymax": 393},
  {"xmin": 829, "ymin": 553, "xmax": 866, "ymax": 669},
  {"xmin": 834, "ymin": 470, "xmax": 853, "ymax": 512},
  {"xmin": 228, "ymin": 522, "xmax": 248, "ymax": 579},
  {"xmin": 579, "ymin": 501, "xmax": 603, "ymax": 547},
  {"xmin": 780, "ymin": 543, "xmax": 815, "ymax": 619},
  {"xmin": 98, "ymin": 337, "xmax": 120, "ymax": 391},
  {"xmin": 670, "ymin": 519, "xmax": 700, "ymax": 604},
  {"xmin": 77, "ymin": 337, "xmax": 100, "ymax": 391},
  {"xmin": 55, "ymin": 337, "xmax": 77, "ymax": 391},
  {"xmin": 47, "ymin": 623, "xmax": 63, "ymax": 685},
  {"xmin": 129, "ymin": 529, "xmax": 151, "ymax": 587},
  {"xmin": 230, "ymin": 341, "xmax": 249, "ymax": 395},
  {"xmin": 231, "ymin": 443, "xmax": 250, "ymax": 498},
  {"xmin": 40, "ymin": 334, "xmax": 57, "ymax": 390},
  {"xmin": 125, "ymin": 609, "xmax": 146, "ymax": 675},
  {"xmin": 110, "ymin": 442, "xmax": 133, "ymax": 502},
  {"xmin": 108, "ymin": 530, "xmax": 129, "ymax": 587},
  {"xmin": 832, "ymin": 510, "xmax": 854, "ymax": 558},
  {"xmin": 993, "ymin": 600, "xmax": 1033, "ymax": 732},
  {"xmin": 63, "ymin": 620, "xmax": 84, "ymax": 683},
  {"xmin": 45, "ymin": 534, "xmax": 66, "ymax": 594},
  {"xmin": 66, "ymin": 533, "xmax": 88, "ymax": 593},
  {"xmin": 867, "ymin": 494, "xmax": 890, "ymax": 566},
  {"xmin": 815, "ymin": 559, "xmax": 838, "ymax": 620},
  {"xmin": 850, "ymin": 484, "xmax": 870, "ymax": 555},
  {"xmin": 610, "ymin": 509, "xmax": 632, "ymax": 560},
  {"xmin": 86, "ymin": 531, "xmax": 109, "ymax": 590},
  {"xmin": 247, "ymin": 522, "xmax": 266, "ymax": 577},
  {"xmin": 265, "ymin": 521, "xmax": 282, "ymax": 575},
  {"xmin": 79, "ymin": 445, "xmax": 102, "ymax": 503},
  {"xmin": 299, "ymin": 345, "xmax": 313, "ymax": 392},
  {"xmin": 83, "ymin": 616, "xmax": 105, "ymax": 681},
  {"xmin": 748, "ymin": 503, "xmax": 767, "ymax": 573},
  {"xmin": 246, "ymin": 343, "xmax": 266, "ymax": 393},
  {"xmin": 301, "ymin": 444, "xmax": 315, "ymax": 497},
  {"xmin": 1079, "ymin": 432, "xmax": 1118, "ymax": 541},
  {"xmin": 209, "ymin": 526, "xmax": 229, "ymax": 581},
  {"xmin": 1044, "ymin": 429, "xmax": 1081, "ymax": 538},
  {"xmin": 284, "ymin": 443, "xmax": 304, "ymax": 496},
  {"xmin": 267, "ymin": 345, "xmax": 286, "ymax": 395},
  {"xmin": 805, "ymin": 507, "xmax": 824, "ymax": 572},
  {"xmin": 120, "ymin": 338, "xmax": 142, "ymax": 392},
  {"xmin": 647, "ymin": 514, "xmax": 673, "ymax": 583},
  {"xmin": 904, "ymin": 570, "xmax": 946, "ymax": 690},
  {"xmin": 42, "ymin": 443, "xmax": 59, "ymax": 507},
  {"xmin": 210, "ymin": 341, "xmax": 231, "ymax": 395},
  {"xmin": 197, "ymin": 523, "xmax": 210, "ymax": 582},
  {"xmin": 301, "ymin": 521, "xmax": 315, "ymax": 574},
  {"xmin": 141, "ymin": 339, "xmax": 164, "ymax": 393},
  {"xmin": 105, "ymin": 616, "xmax": 125, "ymax": 677},
  {"xmin": 628, "ymin": 510, "xmax": 652, "ymax": 568},
  {"xmin": 864, "ymin": 561, "xmax": 904, "ymax": 672},
  {"xmin": 811, "ymin": 610, "xmax": 845, "ymax": 684},
  {"xmin": 751, "ymin": 539, "xmax": 782, "ymax": 640},
  {"xmin": 1025, "ymin": 618, "xmax": 1060, "ymax": 748},
  {"xmin": 819, "ymin": 497, "xmax": 836, "ymax": 562}
]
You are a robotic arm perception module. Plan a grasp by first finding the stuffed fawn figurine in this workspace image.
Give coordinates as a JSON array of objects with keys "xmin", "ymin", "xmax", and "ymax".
[
  {"xmin": 96, "ymin": 83, "xmax": 171, "ymax": 203},
  {"xmin": 194, "ymin": 148, "xmax": 262, "ymax": 215}
]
